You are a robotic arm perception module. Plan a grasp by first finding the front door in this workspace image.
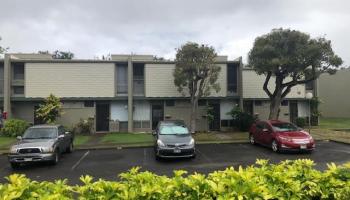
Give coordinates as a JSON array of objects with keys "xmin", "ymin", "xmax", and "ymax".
[
  {"xmin": 96, "ymin": 103, "xmax": 110, "ymax": 132},
  {"xmin": 152, "ymin": 104, "xmax": 164, "ymax": 130},
  {"xmin": 209, "ymin": 103, "xmax": 220, "ymax": 131},
  {"xmin": 289, "ymin": 101, "xmax": 298, "ymax": 124},
  {"xmin": 243, "ymin": 101, "xmax": 254, "ymax": 115}
]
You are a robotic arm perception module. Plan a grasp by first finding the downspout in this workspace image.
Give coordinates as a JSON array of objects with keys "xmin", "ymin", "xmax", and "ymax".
[{"xmin": 127, "ymin": 55, "xmax": 133, "ymax": 132}]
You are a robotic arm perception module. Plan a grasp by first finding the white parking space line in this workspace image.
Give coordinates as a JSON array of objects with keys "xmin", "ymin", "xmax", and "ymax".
[
  {"xmin": 71, "ymin": 151, "xmax": 90, "ymax": 171},
  {"xmin": 143, "ymin": 148, "xmax": 148, "ymax": 166},
  {"xmin": 196, "ymin": 148, "xmax": 213, "ymax": 163}
]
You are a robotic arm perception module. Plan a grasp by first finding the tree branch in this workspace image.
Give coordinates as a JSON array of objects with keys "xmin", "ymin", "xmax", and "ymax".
[
  {"xmin": 263, "ymin": 72, "xmax": 273, "ymax": 98},
  {"xmin": 281, "ymin": 85, "xmax": 293, "ymax": 98}
]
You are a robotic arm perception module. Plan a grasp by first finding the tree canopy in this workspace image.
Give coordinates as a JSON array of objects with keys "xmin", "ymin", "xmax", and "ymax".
[
  {"xmin": 39, "ymin": 50, "xmax": 74, "ymax": 59},
  {"xmin": 0, "ymin": 37, "xmax": 9, "ymax": 55},
  {"xmin": 174, "ymin": 42, "xmax": 221, "ymax": 132},
  {"xmin": 248, "ymin": 28, "xmax": 343, "ymax": 119},
  {"xmin": 174, "ymin": 42, "xmax": 221, "ymax": 97}
]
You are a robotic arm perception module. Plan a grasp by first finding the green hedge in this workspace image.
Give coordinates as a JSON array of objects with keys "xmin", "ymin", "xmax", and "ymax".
[{"xmin": 0, "ymin": 159, "xmax": 349, "ymax": 199}]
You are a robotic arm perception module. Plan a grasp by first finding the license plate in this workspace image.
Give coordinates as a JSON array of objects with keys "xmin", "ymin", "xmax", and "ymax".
[
  {"xmin": 24, "ymin": 158, "xmax": 32, "ymax": 162},
  {"xmin": 174, "ymin": 149, "xmax": 181, "ymax": 153},
  {"xmin": 300, "ymin": 145, "xmax": 307, "ymax": 149}
]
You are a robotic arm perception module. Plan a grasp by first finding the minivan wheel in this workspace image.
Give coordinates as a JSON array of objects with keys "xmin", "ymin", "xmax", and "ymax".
[
  {"xmin": 249, "ymin": 134, "xmax": 255, "ymax": 145},
  {"xmin": 272, "ymin": 140, "xmax": 279, "ymax": 152}
]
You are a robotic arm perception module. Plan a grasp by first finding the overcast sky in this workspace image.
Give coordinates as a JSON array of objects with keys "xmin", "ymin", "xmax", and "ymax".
[{"xmin": 0, "ymin": 0, "xmax": 349, "ymax": 65}]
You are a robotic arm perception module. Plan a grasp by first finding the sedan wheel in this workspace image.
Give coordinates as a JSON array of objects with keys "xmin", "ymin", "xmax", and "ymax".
[
  {"xmin": 271, "ymin": 140, "xmax": 279, "ymax": 152},
  {"xmin": 249, "ymin": 134, "xmax": 255, "ymax": 145}
]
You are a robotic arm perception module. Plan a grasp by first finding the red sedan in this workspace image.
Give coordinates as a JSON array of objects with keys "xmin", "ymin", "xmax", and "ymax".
[{"xmin": 249, "ymin": 120, "xmax": 315, "ymax": 153}]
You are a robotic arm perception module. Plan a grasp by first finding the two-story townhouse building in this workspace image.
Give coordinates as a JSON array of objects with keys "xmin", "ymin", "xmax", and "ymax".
[{"xmin": 0, "ymin": 53, "xmax": 313, "ymax": 133}]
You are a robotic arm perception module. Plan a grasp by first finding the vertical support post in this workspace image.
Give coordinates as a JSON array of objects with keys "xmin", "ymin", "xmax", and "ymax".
[
  {"xmin": 238, "ymin": 57, "xmax": 244, "ymax": 110},
  {"xmin": 314, "ymin": 78, "xmax": 319, "ymax": 125},
  {"xmin": 3, "ymin": 54, "xmax": 11, "ymax": 118},
  {"xmin": 127, "ymin": 56, "xmax": 133, "ymax": 132},
  {"xmin": 308, "ymin": 99, "xmax": 311, "ymax": 134}
]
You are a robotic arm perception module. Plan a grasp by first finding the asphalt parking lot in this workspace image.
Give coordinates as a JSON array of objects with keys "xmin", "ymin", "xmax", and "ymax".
[{"xmin": 1, "ymin": 141, "xmax": 350, "ymax": 185}]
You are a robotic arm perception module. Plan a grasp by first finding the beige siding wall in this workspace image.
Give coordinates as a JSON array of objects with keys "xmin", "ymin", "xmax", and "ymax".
[
  {"xmin": 56, "ymin": 102, "xmax": 95, "ymax": 128},
  {"xmin": 164, "ymin": 100, "xmax": 208, "ymax": 132},
  {"xmin": 254, "ymin": 100, "xmax": 290, "ymax": 121},
  {"xmin": 145, "ymin": 63, "xmax": 227, "ymax": 97},
  {"xmin": 25, "ymin": 63, "xmax": 115, "ymax": 98},
  {"xmin": 319, "ymin": 69, "xmax": 350, "ymax": 118},
  {"xmin": 12, "ymin": 102, "xmax": 35, "ymax": 123},
  {"xmin": 243, "ymin": 70, "xmax": 305, "ymax": 99}
]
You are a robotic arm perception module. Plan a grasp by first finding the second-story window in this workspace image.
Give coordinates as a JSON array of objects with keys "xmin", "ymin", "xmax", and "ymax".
[
  {"xmin": 227, "ymin": 63, "xmax": 238, "ymax": 95},
  {"xmin": 116, "ymin": 64, "xmax": 128, "ymax": 95},
  {"xmin": 12, "ymin": 63, "xmax": 25, "ymax": 80},
  {"xmin": 133, "ymin": 63, "xmax": 144, "ymax": 96}
]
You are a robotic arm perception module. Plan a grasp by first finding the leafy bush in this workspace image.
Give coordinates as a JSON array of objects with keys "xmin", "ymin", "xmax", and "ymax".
[
  {"xmin": 72, "ymin": 118, "xmax": 94, "ymax": 134},
  {"xmin": 1, "ymin": 119, "xmax": 29, "ymax": 137},
  {"xmin": 1, "ymin": 159, "xmax": 349, "ymax": 199},
  {"xmin": 296, "ymin": 117, "xmax": 306, "ymax": 127},
  {"xmin": 35, "ymin": 94, "xmax": 63, "ymax": 124},
  {"xmin": 228, "ymin": 107, "xmax": 256, "ymax": 131}
]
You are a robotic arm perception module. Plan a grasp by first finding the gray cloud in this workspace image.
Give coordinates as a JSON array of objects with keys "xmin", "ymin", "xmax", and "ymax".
[{"xmin": 0, "ymin": 0, "xmax": 349, "ymax": 65}]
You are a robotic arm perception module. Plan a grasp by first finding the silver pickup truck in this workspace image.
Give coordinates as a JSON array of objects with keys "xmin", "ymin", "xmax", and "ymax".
[{"xmin": 8, "ymin": 124, "xmax": 74, "ymax": 169}]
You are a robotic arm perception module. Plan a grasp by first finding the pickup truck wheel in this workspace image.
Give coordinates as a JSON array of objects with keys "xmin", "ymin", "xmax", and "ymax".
[
  {"xmin": 10, "ymin": 162, "xmax": 20, "ymax": 169},
  {"xmin": 51, "ymin": 150, "xmax": 60, "ymax": 165},
  {"xmin": 66, "ymin": 142, "xmax": 73, "ymax": 153}
]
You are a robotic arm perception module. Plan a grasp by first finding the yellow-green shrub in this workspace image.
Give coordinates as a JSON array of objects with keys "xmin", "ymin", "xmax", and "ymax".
[
  {"xmin": 0, "ymin": 159, "xmax": 349, "ymax": 199},
  {"xmin": 1, "ymin": 119, "xmax": 29, "ymax": 137}
]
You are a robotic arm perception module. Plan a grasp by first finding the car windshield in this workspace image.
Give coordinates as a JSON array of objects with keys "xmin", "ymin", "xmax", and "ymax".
[
  {"xmin": 271, "ymin": 123, "xmax": 298, "ymax": 132},
  {"xmin": 159, "ymin": 125, "xmax": 189, "ymax": 135},
  {"xmin": 22, "ymin": 128, "xmax": 57, "ymax": 139}
]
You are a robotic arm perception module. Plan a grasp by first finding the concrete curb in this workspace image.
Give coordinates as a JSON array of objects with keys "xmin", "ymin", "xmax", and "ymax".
[
  {"xmin": 1, "ymin": 139, "xmax": 339, "ymax": 155},
  {"xmin": 329, "ymin": 139, "xmax": 350, "ymax": 145},
  {"xmin": 0, "ymin": 140, "xmax": 251, "ymax": 154},
  {"xmin": 76, "ymin": 140, "xmax": 249, "ymax": 150}
]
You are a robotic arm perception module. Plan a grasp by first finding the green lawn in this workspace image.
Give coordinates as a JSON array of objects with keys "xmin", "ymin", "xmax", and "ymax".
[
  {"xmin": 194, "ymin": 132, "xmax": 247, "ymax": 141},
  {"xmin": 74, "ymin": 135, "xmax": 92, "ymax": 146},
  {"xmin": 319, "ymin": 118, "xmax": 350, "ymax": 129},
  {"xmin": 101, "ymin": 133, "xmax": 154, "ymax": 144},
  {"xmin": 0, "ymin": 136, "xmax": 16, "ymax": 149}
]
